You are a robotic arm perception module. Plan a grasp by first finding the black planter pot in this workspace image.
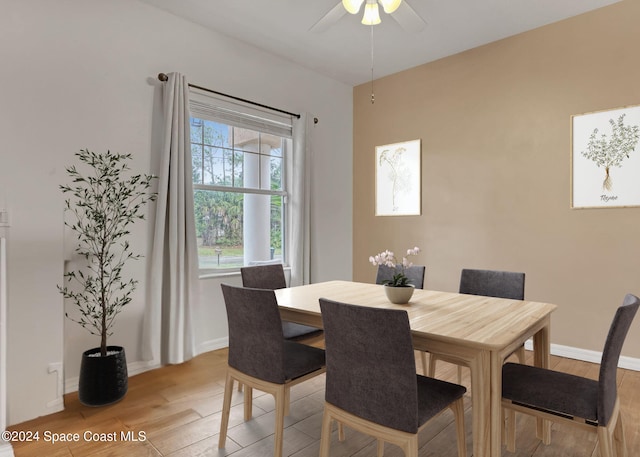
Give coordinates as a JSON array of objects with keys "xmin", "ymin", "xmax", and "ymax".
[{"xmin": 78, "ymin": 345, "xmax": 128, "ymax": 406}]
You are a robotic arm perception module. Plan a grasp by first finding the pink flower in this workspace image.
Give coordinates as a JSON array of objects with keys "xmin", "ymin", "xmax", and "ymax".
[{"xmin": 369, "ymin": 246, "xmax": 420, "ymax": 283}]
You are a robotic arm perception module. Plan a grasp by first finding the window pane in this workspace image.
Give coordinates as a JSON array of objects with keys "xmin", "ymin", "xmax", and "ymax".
[
  {"xmin": 195, "ymin": 189, "xmax": 244, "ymax": 269},
  {"xmin": 270, "ymin": 155, "xmax": 283, "ymax": 191},
  {"xmin": 203, "ymin": 120, "xmax": 230, "ymax": 148},
  {"xmin": 201, "ymin": 146, "xmax": 216, "ymax": 185},
  {"xmin": 194, "ymin": 189, "xmax": 284, "ymax": 270},
  {"xmin": 232, "ymin": 150, "xmax": 243, "ymax": 187},
  {"xmin": 191, "ymin": 144, "xmax": 203, "ymax": 185},
  {"xmin": 190, "ymin": 118, "xmax": 203, "ymax": 144},
  {"xmin": 270, "ymin": 194, "xmax": 283, "ymax": 257},
  {"xmin": 233, "ymin": 127, "xmax": 261, "ymax": 154}
]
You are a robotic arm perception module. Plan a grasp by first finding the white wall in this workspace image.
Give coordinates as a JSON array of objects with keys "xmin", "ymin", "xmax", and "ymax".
[{"xmin": 0, "ymin": 0, "xmax": 352, "ymax": 425}]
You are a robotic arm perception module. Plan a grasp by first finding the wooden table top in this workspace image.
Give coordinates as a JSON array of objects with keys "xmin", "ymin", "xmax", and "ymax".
[{"xmin": 276, "ymin": 280, "xmax": 557, "ymax": 350}]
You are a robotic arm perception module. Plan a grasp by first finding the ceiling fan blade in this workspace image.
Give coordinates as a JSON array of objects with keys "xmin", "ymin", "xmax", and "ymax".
[
  {"xmin": 310, "ymin": 2, "xmax": 347, "ymax": 33},
  {"xmin": 390, "ymin": 0, "xmax": 426, "ymax": 33}
]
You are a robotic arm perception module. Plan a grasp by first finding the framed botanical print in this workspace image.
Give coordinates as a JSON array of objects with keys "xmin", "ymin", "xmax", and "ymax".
[
  {"xmin": 375, "ymin": 139, "xmax": 421, "ymax": 216},
  {"xmin": 571, "ymin": 105, "xmax": 640, "ymax": 208}
]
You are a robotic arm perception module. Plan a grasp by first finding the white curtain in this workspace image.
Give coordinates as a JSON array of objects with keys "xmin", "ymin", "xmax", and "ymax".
[
  {"xmin": 142, "ymin": 72, "xmax": 199, "ymax": 365},
  {"xmin": 289, "ymin": 113, "xmax": 312, "ymax": 286}
]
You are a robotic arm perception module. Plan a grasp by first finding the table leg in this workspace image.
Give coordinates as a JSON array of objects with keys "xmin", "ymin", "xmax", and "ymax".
[
  {"xmin": 490, "ymin": 350, "xmax": 504, "ymax": 456},
  {"xmin": 469, "ymin": 350, "xmax": 491, "ymax": 457},
  {"xmin": 533, "ymin": 322, "xmax": 551, "ymax": 444}
]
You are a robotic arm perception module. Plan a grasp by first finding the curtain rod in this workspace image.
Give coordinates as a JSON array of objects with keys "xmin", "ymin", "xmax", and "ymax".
[{"xmin": 158, "ymin": 73, "xmax": 301, "ymax": 119}]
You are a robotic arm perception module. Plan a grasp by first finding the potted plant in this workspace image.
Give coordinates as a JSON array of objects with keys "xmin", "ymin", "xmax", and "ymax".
[
  {"xmin": 59, "ymin": 149, "xmax": 156, "ymax": 406},
  {"xmin": 369, "ymin": 246, "xmax": 420, "ymax": 304}
]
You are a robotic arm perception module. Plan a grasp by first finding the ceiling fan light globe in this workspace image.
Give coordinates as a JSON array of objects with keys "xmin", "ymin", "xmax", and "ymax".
[
  {"xmin": 361, "ymin": 2, "xmax": 382, "ymax": 25},
  {"xmin": 342, "ymin": 0, "xmax": 365, "ymax": 14},
  {"xmin": 379, "ymin": 0, "xmax": 402, "ymax": 14}
]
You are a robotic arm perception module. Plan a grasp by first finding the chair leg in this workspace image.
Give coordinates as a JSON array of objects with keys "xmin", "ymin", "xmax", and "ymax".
[
  {"xmin": 450, "ymin": 397, "xmax": 467, "ymax": 457},
  {"xmin": 337, "ymin": 422, "xmax": 345, "ymax": 441},
  {"xmin": 427, "ymin": 354, "xmax": 437, "ymax": 377},
  {"xmin": 514, "ymin": 345, "xmax": 526, "ymax": 364},
  {"xmin": 273, "ymin": 386, "xmax": 286, "ymax": 457},
  {"xmin": 419, "ymin": 351, "xmax": 428, "ymax": 376},
  {"xmin": 536, "ymin": 417, "xmax": 551, "ymax": 444},
  {"xmin": 284, "ymin": 387, "xmax": 291, "ymax": 416},
  {"xmin": 613, "ymin": 411, "xmax": 628, "ymax": 457},
  {"xmin": 505, "ymin": 408, "xmax": 516, "ymax": 452},
  {"xmin": 402, "ymin": 435, "xmax": 419, "ymax": 457},
  {"xmin": 377, "ymin": 438, "xmax": 384, "ymax": 457},
  {"xmin": 597, "ymin": 425, "xmax": 614, "ymax": 457},
  {"xmin": 319, "ymin": 406, "xmax": 333, "ymax": 457},
  {"xmin": 244, "ymin": 385, "xmax": 253, "ymax": 421},
  {"xmin": 218, "ymin": 372, "xmax": 234, "ymax": 449},
  {"xmin": 456, "ymin": 365, "xmax": 463, "ymax": 384}
]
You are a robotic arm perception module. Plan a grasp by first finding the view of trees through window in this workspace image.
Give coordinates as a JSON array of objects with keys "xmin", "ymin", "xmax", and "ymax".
[{"xmin": 190, "ymin": 117, "xmax": 287, "ymax": 270}]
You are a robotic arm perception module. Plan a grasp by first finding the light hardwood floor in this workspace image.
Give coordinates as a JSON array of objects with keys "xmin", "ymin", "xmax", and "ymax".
[{"xmin": 7, "ymin": 339, "xmax": 640, "ymax": 457}]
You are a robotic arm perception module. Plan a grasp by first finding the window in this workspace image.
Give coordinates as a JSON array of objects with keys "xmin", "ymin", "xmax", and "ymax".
[{"xmin": 189, "ymin": 90, "xmax": 293, "ymax": 272}]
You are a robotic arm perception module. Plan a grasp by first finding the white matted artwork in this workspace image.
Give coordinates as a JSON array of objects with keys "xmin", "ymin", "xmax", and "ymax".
[
  {"xmin": 572, "ymin": 105, "xmax": 640, "ymax": 208},
  {"xmin": 375, "ymin": 139, "xmax": 421, "ymax": 216}
]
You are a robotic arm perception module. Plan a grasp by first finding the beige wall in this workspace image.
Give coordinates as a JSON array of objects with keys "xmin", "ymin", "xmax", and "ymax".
[{"xmin": 353, "ymin": 0, "xmax": 640, "ymax": 357}]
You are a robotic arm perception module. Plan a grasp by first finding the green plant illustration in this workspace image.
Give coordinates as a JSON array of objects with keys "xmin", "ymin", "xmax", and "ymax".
[
  {"xmin": 379, "ymin": 146, "xmax": 411, "ymax": 211},
  {"xmin": 581, "ymin": 114, "xmax": 640, "ymax": 192}
]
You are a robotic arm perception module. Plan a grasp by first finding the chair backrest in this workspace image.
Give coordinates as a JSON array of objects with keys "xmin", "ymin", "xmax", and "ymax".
[
  {"xmin": 598, "ymin": 293, "xmax": 640, "ymax": 425},
  {"xmin": 459, "ymin": 268, "xmax": 525, "ymax": 300},
  {"xmin": 240, "ymin": 264, "xmax": 287, "ymax": 290},
  {"xmin": 319, "ymin": 298, "xmax": 419, "ymax": 433},
  {"xmin": 375, "ymin": 264, "xmax": 426, "ymax": 289},
  {"xmin": 221, "ymin": 283, "xmax": 286, "ymax": 383}
]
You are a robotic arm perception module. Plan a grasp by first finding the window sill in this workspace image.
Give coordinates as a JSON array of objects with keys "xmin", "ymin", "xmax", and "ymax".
[
  {"xmin": 198, "ymin": 270, "xmax": 241, "ymax": 280},
  {"xmin": 198, "ymin": 265, "xmax": 291, "ymax": 281}
]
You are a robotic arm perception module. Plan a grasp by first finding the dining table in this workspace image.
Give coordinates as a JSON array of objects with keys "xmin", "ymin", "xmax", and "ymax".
[{"xmin": 275, "ymin": 280, "xmax": 557, "ymax": 457}]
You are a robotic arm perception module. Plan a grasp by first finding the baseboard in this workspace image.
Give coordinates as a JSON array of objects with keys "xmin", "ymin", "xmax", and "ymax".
[
  {"xmin": 523, "ymin": 340, "xmax": 640, "ymax": 371},
  {"xmin": 127, "ymin": 359, "xmax": 162, "ymax": 377},
  {"xmin": 195, "ymin": 337, "xmax": 229, "ymax": 356},
  {"xmin": 44, "ymin": 399, "xmax": 64, "ymax": 416},
  {"xmin": 0, "ymin": 442, "xmax": 14, "ymax": 457},
  {"xmin": 63, "ymin": 341, "xmax": 229, "ymax": 395}
]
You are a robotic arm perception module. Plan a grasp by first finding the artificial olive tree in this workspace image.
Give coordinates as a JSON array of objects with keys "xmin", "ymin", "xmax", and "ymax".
[{"xmin": 59, "ymin": 149, "xmax": 156, "ymax": 357}]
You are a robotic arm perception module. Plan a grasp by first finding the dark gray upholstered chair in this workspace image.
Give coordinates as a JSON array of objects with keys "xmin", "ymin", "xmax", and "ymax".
[
  {"xmin": 240, "ymin": 264, "xmax": 322, "ymax": 340},
  {"xmin": 502, "ymin": 293, "xmax": 639, "ymax": 456},
  {"xmin": 218, "ymin": 284, "xmax": 326, "ymax": 457},
  {"xmin": 459, "ymin": 268, "xmax": 525, "ymax": 300},
  {"xmin": 318, "ymin": 298, "xmax": 466, "ymax": 457},
  {"xmin": 376, "ymin": 264, "xmax": 428, "ymax": 375},
  {"xmin": 429, "ymin": 268, "xmax": 526, "ymax": 383},
  {"xmin": 375, "ymin": 264, "xmax": 426, "ymax": 289}
]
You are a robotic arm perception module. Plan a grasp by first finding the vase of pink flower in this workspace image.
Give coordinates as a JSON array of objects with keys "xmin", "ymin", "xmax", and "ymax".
[{"xmin": 369, "ymin": 246, "xmax": 420, "ymax": 304}]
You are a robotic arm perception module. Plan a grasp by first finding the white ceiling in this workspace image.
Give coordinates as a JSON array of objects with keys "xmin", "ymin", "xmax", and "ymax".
[{"xmin": 138, "ymin": 0, "xmax": 621, "ymax": 86}]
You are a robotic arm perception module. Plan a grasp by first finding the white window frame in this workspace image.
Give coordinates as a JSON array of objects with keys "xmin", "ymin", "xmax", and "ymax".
[{"xmin": 189, "ymin": 88, "xmax": 294, "ymax": 275}]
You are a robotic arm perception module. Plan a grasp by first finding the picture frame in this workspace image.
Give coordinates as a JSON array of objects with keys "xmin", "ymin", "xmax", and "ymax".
[
  {"xmin": 375, "ymin": 139, "xmax": 421, "ymax": 216},
  {"xmin": 571, "ymin": 105, "xmax": 640, "ymax": 208}
]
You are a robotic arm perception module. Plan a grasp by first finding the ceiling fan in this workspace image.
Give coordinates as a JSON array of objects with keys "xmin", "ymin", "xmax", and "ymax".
[{"xmin": 311, "ymin": 0, "xmax": 426, "ymax": 33}]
